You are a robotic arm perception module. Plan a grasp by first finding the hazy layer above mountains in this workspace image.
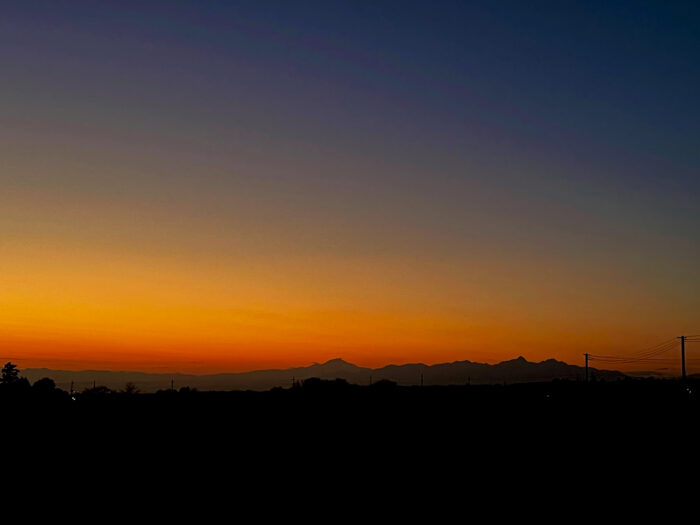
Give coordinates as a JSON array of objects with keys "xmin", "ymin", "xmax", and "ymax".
[{"xmin": 22, "ymin": 357, "xmax": 624, "ymax": 393}]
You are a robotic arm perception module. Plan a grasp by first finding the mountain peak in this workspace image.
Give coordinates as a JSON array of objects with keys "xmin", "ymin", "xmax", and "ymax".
[
  {"xmin": 321, "ymin": 358, "xmax": 355, "ymax": 367},
  {"xmin": 499, "ymin": 356, "xmax": 530, "ymax": 365},
  {"xmin": 540, "ymin": 358, "xmax": 563, "ymax": 365}
]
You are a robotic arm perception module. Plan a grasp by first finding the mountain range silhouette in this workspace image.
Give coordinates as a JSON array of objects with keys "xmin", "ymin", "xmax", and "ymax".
[{"xmin": 22, "ymin": 356, "xmax": 624, "ymax": 392}]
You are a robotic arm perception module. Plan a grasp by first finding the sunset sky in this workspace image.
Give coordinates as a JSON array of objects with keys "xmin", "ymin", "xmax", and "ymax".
[{"xmin": 2, "ymin": 1, "xmax": 699, "ymax": 373}]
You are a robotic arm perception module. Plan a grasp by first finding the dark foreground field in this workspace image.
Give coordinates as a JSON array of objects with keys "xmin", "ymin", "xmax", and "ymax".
[
  {"xmin": 5, "ymin": 376, "xmax": 699, "ymax": 437},
  {"xmin": 3, "ymin": 377, "xmax": 698, "ymax": 496}
]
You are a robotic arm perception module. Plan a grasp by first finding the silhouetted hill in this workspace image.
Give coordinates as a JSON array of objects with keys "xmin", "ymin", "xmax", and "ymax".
[{"xmin": 22, "ymin": 356, "xmax": 624, "ymax": 392}]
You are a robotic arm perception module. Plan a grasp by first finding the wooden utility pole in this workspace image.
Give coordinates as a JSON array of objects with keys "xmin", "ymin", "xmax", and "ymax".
[
  {"xmin": 679, "ymin": 336, "xmax": 686, "ymax": 380},
  {"xmin": 584, "ymin": 353, "xmax": 589, "ymax": 383}
]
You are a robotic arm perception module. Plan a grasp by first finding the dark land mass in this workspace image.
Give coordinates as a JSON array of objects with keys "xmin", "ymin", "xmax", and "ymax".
[
  {"xmin": 5, "ymin": 374, "xmax": 698, "ymax": 432},
  {"xmin": 4, "ymin": 374, "xmax": 699, "ymax": 444},
  {"xmin": 3, "ymin": 373, "xmax": 699, "ymax": 484},
  {"xmin": 22, "ymin": 356, "xmax": 624, "ymax": 392}
]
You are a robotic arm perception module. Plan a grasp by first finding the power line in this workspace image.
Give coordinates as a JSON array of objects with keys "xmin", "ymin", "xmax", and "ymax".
[
  {"xmin": 589, "ymin": 339, "xmax": 677, "ymax": 359},
  {"xmin": 589, "ymin": 340, "xmax": 678, "ymax": 363}
]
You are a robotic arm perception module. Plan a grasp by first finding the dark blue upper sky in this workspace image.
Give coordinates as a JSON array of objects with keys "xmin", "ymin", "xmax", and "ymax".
[{"xmin": 4, "ymin": 2, "xmax": 699, "ymax": 158}]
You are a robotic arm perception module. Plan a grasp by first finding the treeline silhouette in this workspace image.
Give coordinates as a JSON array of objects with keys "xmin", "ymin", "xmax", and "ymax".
[
  {"xmin": 4, "ymin": 361, "xmax": 698, "ymax": 419},
  {"xmin": 4, "ymin": 360, "xmax": 699, "ymax": 482}
]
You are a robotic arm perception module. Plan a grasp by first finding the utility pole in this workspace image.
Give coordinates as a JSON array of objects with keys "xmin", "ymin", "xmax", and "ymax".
[
  {"xmin": 171, "ymin": 378, "xmax": 174, "ymax": 392},
  {"xmin": 420, "ymin": 372, "xmax": 424, "ymax": 387},
  {"xmin": 679, "ymin": 336, "xmax": 686, "ymax": 380},
  {"xmin": 584, "ymin": 353, "xmax": 589, "ymax": 383}
]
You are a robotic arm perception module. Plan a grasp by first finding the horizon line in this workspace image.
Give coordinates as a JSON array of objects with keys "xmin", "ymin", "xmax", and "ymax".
[{"xmin": 9, "ymin": 354, "xmax": 601, "ymax": 376}]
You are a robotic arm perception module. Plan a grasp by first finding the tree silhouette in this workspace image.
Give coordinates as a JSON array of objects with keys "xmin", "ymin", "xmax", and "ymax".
[
  {"xmin": 33, "ymin": 377, "xmax": 57, "ymax": 394},
  {"xmin": 1, "ymin": 362, "xmax": 20, "ymax": 385},
  {"xmin": 122, "ymin": 382, "xmax": 140, "ymax": 395},
  {"xmin": 370, "ymin": 379, "xmax": 397, "ymax": 390}
]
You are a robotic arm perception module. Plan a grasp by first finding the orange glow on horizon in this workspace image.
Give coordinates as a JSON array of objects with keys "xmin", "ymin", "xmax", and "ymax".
[{"xmin": 1, "ymin": 200, "xmax": 694, "ymax": 376}]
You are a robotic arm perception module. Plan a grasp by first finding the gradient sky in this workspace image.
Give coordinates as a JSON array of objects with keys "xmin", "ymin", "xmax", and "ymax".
[{"xmin": 1, "ymin": 1, "xmax": 699, "ymax": 373}]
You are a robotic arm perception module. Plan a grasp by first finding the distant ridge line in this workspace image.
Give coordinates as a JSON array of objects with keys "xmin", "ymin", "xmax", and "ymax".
[{"xmin": 18, "ymin": 356, "xmax": 626, "ymax": 393}]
